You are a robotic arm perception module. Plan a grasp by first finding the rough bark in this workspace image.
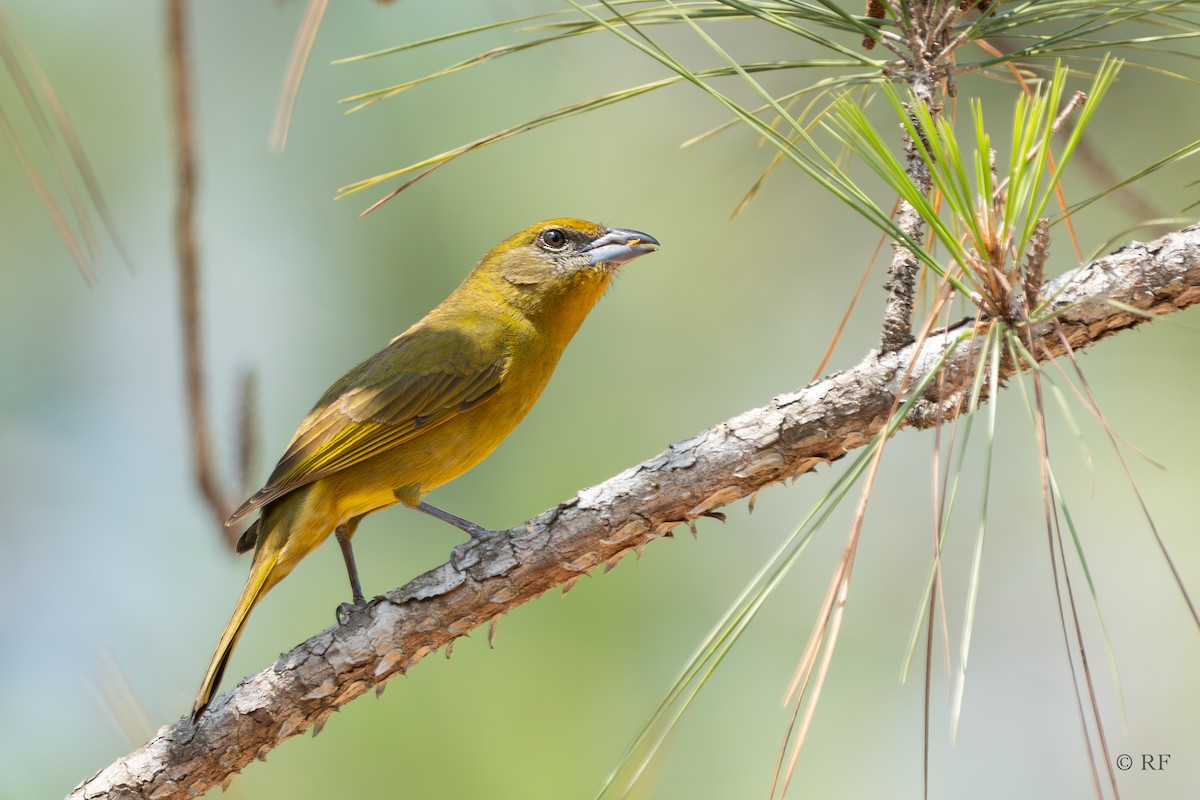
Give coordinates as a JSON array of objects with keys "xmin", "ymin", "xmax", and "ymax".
[{"xmin": 69, "ymin": 224, "xmax": 1200, "ymax": 800}]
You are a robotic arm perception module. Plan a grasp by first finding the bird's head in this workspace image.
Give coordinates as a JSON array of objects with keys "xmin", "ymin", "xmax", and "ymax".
[{"xmin": 482, "ymin": 218, "xmax": 659, "ymax": 306}]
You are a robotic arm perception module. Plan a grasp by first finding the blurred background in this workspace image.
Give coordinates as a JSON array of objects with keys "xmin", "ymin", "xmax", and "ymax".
[{"xmin": 1, "ymin": 2, "xmax": 1197, "ymax": 798}]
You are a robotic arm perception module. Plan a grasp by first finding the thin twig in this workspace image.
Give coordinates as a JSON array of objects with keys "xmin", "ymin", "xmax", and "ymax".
[{"xmin": 167, "ymin": 0, "xmax": 236, "ymax": 544}]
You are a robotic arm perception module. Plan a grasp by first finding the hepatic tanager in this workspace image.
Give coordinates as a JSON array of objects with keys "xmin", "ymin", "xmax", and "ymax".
[{"xmin": 192, "ymin": 218, "xmax": 659, "ymax": 720}]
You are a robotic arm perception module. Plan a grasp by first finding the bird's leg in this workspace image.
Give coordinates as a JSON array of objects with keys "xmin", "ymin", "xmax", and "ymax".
[
  {"xmin": 415, "ymin": 501, "xmax": 491, "ymax": 539},
  {"xmin": 336, "ymin": 526, "xmax": 365, "ymax": 605},
  {"xmin": 334, "ymin": 516, "xmax": 365, "ymax": 624}
]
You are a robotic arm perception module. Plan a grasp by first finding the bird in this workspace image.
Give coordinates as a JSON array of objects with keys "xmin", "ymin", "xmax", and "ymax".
[{"xmin": 192, "ymin": 218, "xmax": 659, "ymax": 721}]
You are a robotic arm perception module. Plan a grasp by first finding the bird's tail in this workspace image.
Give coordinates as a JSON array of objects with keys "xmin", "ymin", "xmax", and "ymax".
[{"xmin": 192, "ymin": 549, "xmax": 279, "ymax": 721}]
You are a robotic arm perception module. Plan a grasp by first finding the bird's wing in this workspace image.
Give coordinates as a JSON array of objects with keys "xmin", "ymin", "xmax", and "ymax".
[{"xmin": 227, "ymin": 324, "xmax": 508, "ymax": 525}]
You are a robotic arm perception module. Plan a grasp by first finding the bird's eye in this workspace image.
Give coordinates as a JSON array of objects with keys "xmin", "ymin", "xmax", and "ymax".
[{"xmin": 538, "ymin": 228, "xmax": 568, "ymax": 251}]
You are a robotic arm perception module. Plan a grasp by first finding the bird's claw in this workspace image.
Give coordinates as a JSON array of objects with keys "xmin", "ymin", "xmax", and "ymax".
[{"xmin": 336, "ymin": 600, "xmax": 366, "ymax": 625}]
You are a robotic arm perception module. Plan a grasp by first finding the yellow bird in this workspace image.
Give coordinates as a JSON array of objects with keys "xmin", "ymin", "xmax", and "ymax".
[{"xmin": 192, "ymin": 219, "xmax": 658, "ymax": 720}]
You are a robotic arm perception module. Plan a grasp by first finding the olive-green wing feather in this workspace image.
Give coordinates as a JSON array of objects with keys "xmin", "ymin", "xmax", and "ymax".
[{"xmin": 227, "ymin": 324, "xmax": 508, "ymax": 525}]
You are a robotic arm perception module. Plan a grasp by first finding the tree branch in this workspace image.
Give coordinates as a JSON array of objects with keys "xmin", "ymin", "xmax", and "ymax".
[
  {"xmin": 69, "ymin": 224, "xmax": 1200, "ymax": 800},
  {"xmin": 879, "ymin": 112, "xmax": 932, "ymax": 352}
]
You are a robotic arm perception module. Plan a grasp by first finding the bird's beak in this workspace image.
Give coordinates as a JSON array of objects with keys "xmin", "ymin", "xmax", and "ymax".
[{"xmin": 585, "ymin": 227, "xmax": 660, "ymax": 266}]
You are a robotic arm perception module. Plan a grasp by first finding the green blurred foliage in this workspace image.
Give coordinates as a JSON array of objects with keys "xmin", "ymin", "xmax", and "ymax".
[{"xmin": 0, "ymin": 2, "xmax": 1197, "ymax": 799}]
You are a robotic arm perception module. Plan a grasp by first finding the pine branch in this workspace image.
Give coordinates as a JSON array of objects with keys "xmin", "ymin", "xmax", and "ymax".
[{"xmin": 67, "ymin": 223, "xmax": 1200, "ymax": 800}]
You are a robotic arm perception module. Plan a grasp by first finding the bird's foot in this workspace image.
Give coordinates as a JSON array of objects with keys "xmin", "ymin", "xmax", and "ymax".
[
  {"xmin": 335, "ymin": 596, "xmax": 367, "ymax": 626},
  {"xmin": 408, "ymin": 500, "xmax": 505, "ymax": 568}
]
